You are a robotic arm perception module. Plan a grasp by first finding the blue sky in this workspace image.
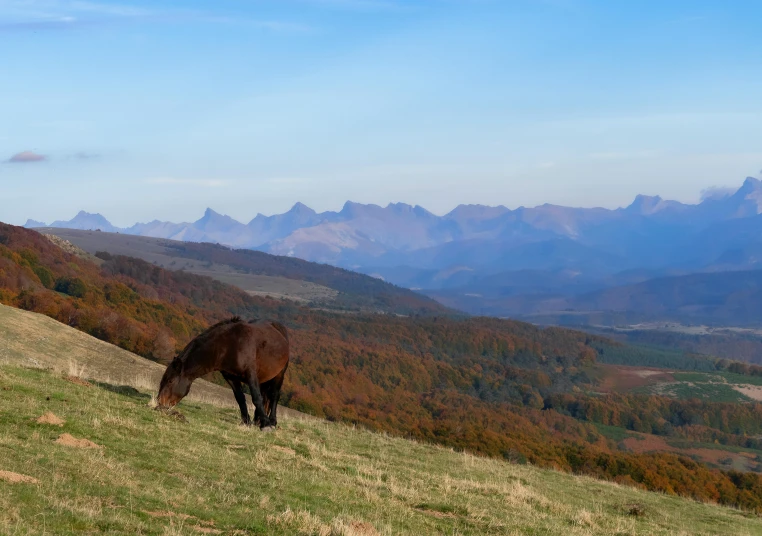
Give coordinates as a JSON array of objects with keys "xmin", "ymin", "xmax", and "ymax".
[{"xmin": 2, "ymin": 0, "xmax": 761, "ymax": 226}]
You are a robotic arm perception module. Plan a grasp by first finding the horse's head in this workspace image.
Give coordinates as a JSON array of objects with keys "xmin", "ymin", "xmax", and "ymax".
[{"xmin": 157, "ymin": 360, "xmax": 192, "ymax": 408}]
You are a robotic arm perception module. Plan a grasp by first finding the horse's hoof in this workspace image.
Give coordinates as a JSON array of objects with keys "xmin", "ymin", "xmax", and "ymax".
[{"xmin": 261, "ymin": 425, "xmax": 276, "ymax": 433}]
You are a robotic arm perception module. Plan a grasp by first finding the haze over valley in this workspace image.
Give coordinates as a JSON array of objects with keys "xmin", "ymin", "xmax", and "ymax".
[
  {"xmin": 29, "ymin": 175, "xmax": 762, "ymax": 328},
  {"xmin": 6, "ymin": 1, "xmax": 762, "ymax": 532}
]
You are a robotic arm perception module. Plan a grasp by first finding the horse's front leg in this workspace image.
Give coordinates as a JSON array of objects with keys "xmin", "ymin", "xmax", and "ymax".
[
  {"xmin": 246, "ymin": 372, "xmax": 272, "ymax": 430},
  {"xmin": 222, "ymin": 373, "xmax": 250, "ymax": 425}
]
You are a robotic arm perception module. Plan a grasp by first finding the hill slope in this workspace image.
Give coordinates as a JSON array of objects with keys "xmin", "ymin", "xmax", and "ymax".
[
  {"xmin": 40, "ymin": 228, "xmax": 450, "ymax": 315},
  {"xmin": 501, "ymin": 270, "xmax": 762, "ymax": 327},
  {"xmin": 26, "ymin": 177, "xmax": 762, "ymax": 284},
  {"xmin": 6, "ymin": 222, "xmax": 762, "ymax": 511},
  {"xmin": 0, "ymin": 303, "xmax": 304, "ymax": 420},
  {"xmin": 2, "ymin": 364, "xmax": 760, "ymax": 535}
]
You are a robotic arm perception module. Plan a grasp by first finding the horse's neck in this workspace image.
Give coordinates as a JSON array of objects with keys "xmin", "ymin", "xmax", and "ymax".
[{"xmin": 180, "ymin": 356, "xmax": 213, "ymax": 382}]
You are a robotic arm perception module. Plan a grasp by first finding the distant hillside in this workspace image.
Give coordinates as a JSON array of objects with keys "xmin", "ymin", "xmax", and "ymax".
[
  {"xmin": 26, "ymin": 177, "xmax": 762, "ymax": 327},
  {"xmin": 485, "ymin": 270, "xmax": 762, "ymax": 328},
  {"xmin": 40, "ymin": 228, "xmax": 450, "ymax": 316},
  {"xmin": 5, "ymin": 221, "xmax": 762, "ymax": 511},
  {"xmin": 24, "ymin": 176, "xmax": 762, "ymax": 281},
  {"xmin": 569, "ymin": 270, "xmax": 762, "ymax": 324}
]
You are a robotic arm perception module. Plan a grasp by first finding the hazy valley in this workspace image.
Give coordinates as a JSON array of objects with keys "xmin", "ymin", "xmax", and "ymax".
[{"xmin": 28, "ymin": 177, "xmax": 762, "ymax": 329}]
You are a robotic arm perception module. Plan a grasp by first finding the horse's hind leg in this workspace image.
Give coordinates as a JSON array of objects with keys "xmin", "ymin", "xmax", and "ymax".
[
  {"xmin": 246, "ymin": 371, "xmax": 272, "ymax": 429},
  {"xmin": 265, "ymin": 364, "xmax": 288, "ymax": 427},
  {"xmin": 222, "ymin": 373, "xmax": 250, "ymax": 425}
]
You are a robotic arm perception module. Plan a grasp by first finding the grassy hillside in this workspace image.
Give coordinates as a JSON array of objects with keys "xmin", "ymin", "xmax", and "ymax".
[
  {"xmin": 6, "ymin": 222, "xmax": 762, "ymax": 511},
  {"xmin": 42, "ymin": 228, "xmax": 450, "ymax": 315},
  {"xmin": 2, "ymin": 364, "xmax": 761, "ymax": 535},
  {"xmin": 0, "ymin": 303, "xmax": 302, "ymax": 421}
]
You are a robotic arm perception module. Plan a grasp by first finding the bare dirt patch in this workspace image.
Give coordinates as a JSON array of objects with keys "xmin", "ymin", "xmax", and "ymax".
[
  {"xmin": 55, "ymin": 433, "xmax": 102, "ymax": 449},
  {"xmin": 65, "ymin": 375, "xmax": 92, "ymax": 388},
  {"xmin": 732, "ymin": 384, "xmax": 762, "ymax": 401},
  {"xmin": 621, "ymin": 434, "xmax": 756, "ymax": 472},
  {"xmin": 598, "ymin": 365, "xmax": 674, "ymax": 393},
  {"xmin": 621, "ymin": 435, "xmax": 673, "ymax": 453},
  {"xmin": 0, "ymin": 470, "xmax": 39, "ymax": 484},
  {"xmin": 344, "ymin": 521, "xmax": 380, "ymax": 535},
  {"xmin": 36, "ymin": 411, "xmax": 65, "ymax": 426}
]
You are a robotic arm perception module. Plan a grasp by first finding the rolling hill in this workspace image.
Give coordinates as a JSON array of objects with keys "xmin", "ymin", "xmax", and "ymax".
[
  {"xmin": 37, "ymin": 228, "xmax": 450, "ymax": 316},
  {"xmin": 459, "ymin": 269, "xmax": 762, "ymax": 328},
  {"xmin": 5, "ymin": 221, "xmax": 762, "ymax": 511},
  {"xmin": 0, "ymin": 312, "xmax": 760, "ymax": 534},
  {"xmin": 26, "ymin": 177, "xmax": 762, "ymax": 328},
  {"xmin": 4, "ymin": 365, "xmax": 760, "ymax": 535}
]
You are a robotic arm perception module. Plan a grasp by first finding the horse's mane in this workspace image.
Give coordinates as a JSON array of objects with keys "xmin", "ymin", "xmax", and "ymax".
[{"xmin": 173, "ymin": 316, "xmax": 243, "ymax": 363}]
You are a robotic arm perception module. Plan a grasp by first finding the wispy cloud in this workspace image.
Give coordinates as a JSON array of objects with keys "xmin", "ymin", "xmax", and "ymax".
[
  {"xmin": 6, "ymin": 151, "xmax": 47, "ymax": 163},
  {"xmin": 69, "ymin": 152, "xmax": 101, "ymax": 160},
  {"xmin": 299, "ymin": 0, "xmax": 407, "ymax": 10},
  {"xmin": 700, "ymin": 186, "xmax": 736, "ymax": 201},
  {"xmin": 144, "ymin": 177, "xmax": 230, "ymax": 188},
  {"xmin": 263, "ymin": 177, "xmax": 311, "ymax": 185},
  {"xmin": 0, "ymin": 0, "xmax": 313, "ymax": 33},
  {"xmin": 588, "ymin": 150, "xmax": 658, "ymax": 161}
]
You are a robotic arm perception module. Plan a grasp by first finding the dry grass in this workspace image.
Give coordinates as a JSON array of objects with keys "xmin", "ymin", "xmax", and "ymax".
[
  {"xmin": 2, "ymin": 304, "xmax": 762, "ymax": 535},
  {"xmin": 41, "ymin": 228, "xmax": 339, "ymax": 304},
  {"xmin": 1, "ymin": 364, "xmax": 761, "ymax": 535},
  {"xmin": 0, "ymin": 303, "xmax": 306, "ymax": 420}
]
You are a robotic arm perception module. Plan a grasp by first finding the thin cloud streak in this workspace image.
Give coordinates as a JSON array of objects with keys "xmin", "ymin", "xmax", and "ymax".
[
  {"xmin": 0, "ymin": 0, "xmax": 313, "ymax": 33},
  {"xmin": 6, "ymin": 151, "xmax": 47, "ymax": 163},
  {"xmin": 144, "ymin": 177, "xmax": 230, "ymax": 187},
  {"xmin": 299, "ymin": 0, "xmax": 408, "ymax": 11}
]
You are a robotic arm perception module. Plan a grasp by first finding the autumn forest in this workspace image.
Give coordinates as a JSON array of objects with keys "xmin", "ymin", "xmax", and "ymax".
[{"xmin": 3, "ymin": 222, "xmax": 762, "ymax": 512}]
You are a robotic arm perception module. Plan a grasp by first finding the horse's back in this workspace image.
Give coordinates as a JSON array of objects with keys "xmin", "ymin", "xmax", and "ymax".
[{"xmin": 244, "ymin": 320, "xmax": 289, "ymax": 383}]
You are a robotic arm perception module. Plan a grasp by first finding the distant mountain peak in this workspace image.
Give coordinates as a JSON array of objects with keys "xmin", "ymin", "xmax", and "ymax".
[
  {"xmin": 24, "ymin": 219, "xmax": 47, "ymax": 228},
  {"xmin": 340, "ymin": 201, "xmax": 377, "ymax": 217},
  {"xmin": 77, "ymin": 210, "xmax": 110, "ymax": 222},
  {"xmin": 289, "ymin": 202, "xmax": 316, "ymax": 215},
  {"xmin": 626, "ymin": 194, "xmax": 669, "ymax": 215},
  {"xmin": 47, "ymin": 210, "xmax": 117, "ymax": 232},
  {"xmin": 201, "ymin": 207, "xmax": 223, "ymax": 219},
  {"xmin": 193, "ymin": 208, "xmax": 244, "ymax": 235},
  {"xmin": 740, "ymin": 176, "xmax": 761, "ymax": 192}
]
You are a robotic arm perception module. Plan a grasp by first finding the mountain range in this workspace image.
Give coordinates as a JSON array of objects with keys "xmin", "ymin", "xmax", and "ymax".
[{"xmin": 26, "ymin": 177, "xmax": 762, "ymax": 324}]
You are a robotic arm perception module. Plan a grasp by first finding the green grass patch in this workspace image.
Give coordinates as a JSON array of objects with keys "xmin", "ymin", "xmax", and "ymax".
[
  {"xmin": 593, "ymin": 423, "xmax": 635, "ymax": 442},
  {"xmin": 1, "ymin": 365, "xmax": 761, "ymax": 535},
  {"xmin": 667, "ymin": 381, "xmax": 751, "ymax": 402},
  {"xmin": 673, "ymin": 371, "xmax": 762, "ymax": 387}
]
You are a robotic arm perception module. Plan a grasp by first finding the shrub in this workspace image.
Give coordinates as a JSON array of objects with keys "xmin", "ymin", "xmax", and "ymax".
[
  {"xmin": 33, "ymin": 266, "xmax": 55, "ymax": 288},
  {"xmin": 54, "ymin": 276, "xmax": 87, "ymax": 298}
]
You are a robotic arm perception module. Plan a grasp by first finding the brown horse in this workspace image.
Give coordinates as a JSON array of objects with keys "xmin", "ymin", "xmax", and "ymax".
[{"xmin": 157, "ymin": 317, "xmax": 289, "ymax": 429}]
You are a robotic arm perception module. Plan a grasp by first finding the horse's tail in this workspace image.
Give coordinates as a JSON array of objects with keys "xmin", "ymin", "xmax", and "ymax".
[{"xmin": 270, "ymin": 321, "xmax": 289, "ymax": 341}]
